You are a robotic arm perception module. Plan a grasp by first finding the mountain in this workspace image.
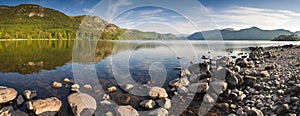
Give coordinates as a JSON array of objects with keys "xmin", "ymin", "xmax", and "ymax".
[
  {"xmin": 295, "ymin": 31, "xmax": 300, "ymax": 36},
  {"xmin": 0, "ymin": 4, "xmax": 179, "ymax": 40},
  {"xmin": 188, "ymin": 27, "xmax": 293, "ymax": 40}
]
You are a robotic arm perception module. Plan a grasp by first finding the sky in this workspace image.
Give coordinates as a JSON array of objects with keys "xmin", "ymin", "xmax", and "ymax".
[{"xmin": 1, "ymin": 0, "xmax": 300, "ymax": 34}]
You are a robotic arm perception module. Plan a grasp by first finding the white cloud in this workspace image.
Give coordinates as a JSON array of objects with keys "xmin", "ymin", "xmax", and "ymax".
[
  {"xmin": 107, "ymin": 0, "xmax": 132, "ymax": 19},
  {"xmin": 211, "ymin": 6, "xmax": 300, "ymax": 31},
  {"xmin": 140, "ymin": 9, "xmax": 164, "ymax": 15},
  {"xmin": 113, "ymin": 6, "xmax": 300, "ymax": 35},
  {"xmin": 83, "ymin": 8, "xmax": 94, "ymax": 13}
]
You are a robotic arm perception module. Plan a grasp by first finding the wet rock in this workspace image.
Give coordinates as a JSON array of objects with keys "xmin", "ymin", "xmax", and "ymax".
[
  {"xmin": 237, "ymin": 94, "xmax": 246, "ymax": 101},
  {"xmin": 210, "ymin": 81, "xmax": 228, "ymax": 93},
  {"xmin": 188, "ymin": 82, "xmax": 209, "ymax": 93},
  {"xmin": 10, "ymin": 110, "xmax": 29, "ymax": 116},
  {"xmin": 247, "ymin": 107, "xmax": 264, "ymax": 116},
  {"xmin": 277, "ymin": 89, "xmax": 284, "ymax": 95},
  {"xmin": 102, "ymin": 94, "xmax": 110, "ymax": 100},
  {"xmin": 291, "ymin": 97, "xmax": 298, "ymax": 102},
  {"xmin": 63, "ymin": 78, "xmax": 72, "ymax": 83},
  {"xmin": 156, "ymin": 98, "xmax": 171, "ymax": 109},
  {"xmin": 188, "ymin": 63, "xmax": 210, "ymax": 74},
  {"xmin": 0, "ymin": 106, "xmax": 13, "ymax": 114},
  {"xmin": 181, "ymin": 69, "xmax": 191, "ymax": 77},
  {"xmin": 179, "ymin": 77, "xmax": 190, "ymax": 86},
  {"xmin": 260, "ymin": 71, "xmax": 270, "ymax": 77},
  {"xmin": 234, "ymin": 65, "xmax": 241, "ymax": 73},
  {"xmin": 149, "ymin": 87, "xmax": 168, "ymax": 99},
  {"xmin": 0, "ymin": 111, "xmax": 10, "ymax": 116},
  {"xmin": 216, "ymin": 103, "xmax": 229, "ymax": 110},
  {"xmin": 99, "ymin": 100, "xmax": 112, "ymax": 106},
  {"xmin": 177, "ymin": 86, "xmax": 189, "ymax": 93},
  {"xmin": 26, "ymin": 101, "xmax": 33, "ymax": 110},
  {"xmin": 169, "ymin": 78, "xmax": 180, "ymax": 87},
  {"xmin": 16, "ymin": 95, "xmax": 25, "ymax": 106},
  {"xmin": 203, "ymin": 94, "xmax": 215, "ymax": 104},
  {"xmin": 244, "ymin": 76, "xmax": 257, "ymax": 86},
  {"xmin": 236, "ymin": 58, "xmax": 249, "ymax": 68},
  {"xmin": 115, "ymin": 105, "xmax": 139, "ymax": 116},
  {"xmin": 276, "ymin": 104, "xmax": 290, "ymax": 115},
  {"xmin": 0, "ymin": 87, "xmax": 17, "ymax": 104},
  {"xmin": 173, "ymin": 67, "xmax": 181, "ymax": 70},
  {"xmin": 68, "ymin": 93, "xmax": 97, "ymax": 116},
  {"xmin": 71, "ymin": 84, "xmax": 80, "ymax": 92},
  {"xmin": 23, "ymin": 90, "xmax": 37, "ymax": 100},
  {"xmin": 226, "ymin": 74, "xmax": 239, "ymax": 87},
  {"xmin": 139, "ymin": 100, "xmax": 155, "ymax": 109},
  {"xmin": 83, "ymin": 84, "xmax": 92, "ymax": 90},
  {"xmin": 31, "ymin": 97, "xmax": 62, "ymax": 116},
  {"xmin": 177, "ymin": 56, "xmax": 183, "ymax": 59},
  {"xmin": 107, "ymin": 86, "xmax": 117, "ymax": 93},
  {"xmin": 121, "ymin": 84, "xmax": 134, "ymax": 91},
  {"xmin": 52, "ymin": 81, "xmax": 63, "ymax": 88},
  {"xmin": 288, "ymin": 84, "xmax": 300, "ymax": 93},
  {"xmin": 149, "ymin": 108, "xmax": 168, "ymax": 116},
  {"xmin": 105, "ymin": 112, "xmax": 113, "ymax": 116},
  {"xmin": 236, "ymin": 109, "xmax": 245, "ymax": 115}
]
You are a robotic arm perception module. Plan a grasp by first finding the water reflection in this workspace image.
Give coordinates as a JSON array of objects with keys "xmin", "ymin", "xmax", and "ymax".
[{"xmin": 0, "ymin": 40, "xmax": 73, "ymax": 74}]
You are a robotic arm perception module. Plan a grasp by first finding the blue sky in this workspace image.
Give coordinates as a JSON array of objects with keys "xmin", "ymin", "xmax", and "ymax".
[{"xmin": 1, "ymin": 0, "xmax": 300, "ymax": 34}]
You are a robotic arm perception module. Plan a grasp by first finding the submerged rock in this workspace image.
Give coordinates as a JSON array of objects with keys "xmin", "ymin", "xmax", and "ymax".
[
  {"xmin": 68, "ymin": 93, "xmax": 97, "ymax": 116},
  {"xmin": 83, "ymin": 84, "xmax": 92, "ymax": 90},
  {"xmin": 0, "ymin": 87, "xmax": 17, "ymax": 104},
  {"xmin": 52, "ymin": 81, "xmax": 63, "ymax": 88},
  {"xmin": 10, "ymin": 110, "xmax": 29, "ymax": 116},
  {"xmin": 16, "ymin": 95, "xmax": 25, "ymax": 106}
]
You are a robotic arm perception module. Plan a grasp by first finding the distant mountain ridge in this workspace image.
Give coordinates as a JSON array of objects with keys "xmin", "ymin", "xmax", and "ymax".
[
  {"xmin": 295, "ymin": 31, "xmax": 300, "ymax": 36},
  {"xmin": 188, "ymin": 27, "xmax": 295, "ymax": 40},
  {"xmin": 0, "ymin": 4, "xmax": 178, "ymax": 40}
]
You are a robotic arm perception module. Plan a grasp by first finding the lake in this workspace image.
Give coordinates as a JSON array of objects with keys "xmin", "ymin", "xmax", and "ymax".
[{"xmin": 0, "ymin": 40, "xmax": 299, "ymax": 115}]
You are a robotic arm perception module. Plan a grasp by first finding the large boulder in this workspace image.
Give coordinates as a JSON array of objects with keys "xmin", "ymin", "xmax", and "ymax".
[
  {"xmin": 0, "ymin": 86, "xmax": 17, "ymax": 104},
  {"xmin": 29, "ymin": 97, "xmax": 62, "ymax": 116},
  {"xmin": 115, "ymin": 105, "xmax": 139, "ymax": 116},
  {"xmin": 149, "ymin": 87, "xmax": 168, "ymax": 99},
  {"xmin": 68, "ymin": 93, "xmax": 97, "ymax": 116}
]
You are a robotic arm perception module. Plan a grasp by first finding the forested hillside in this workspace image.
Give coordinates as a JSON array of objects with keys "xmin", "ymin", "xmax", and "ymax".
[{"xmin": 0, "ymin": 4, "xmax": 179, "ymax": 40}]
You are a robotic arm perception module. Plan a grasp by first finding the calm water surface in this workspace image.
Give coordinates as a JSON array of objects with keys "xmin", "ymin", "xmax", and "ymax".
[{"xmin": 0, "ymin": 40, "xmax": 299, "ymax": 115}]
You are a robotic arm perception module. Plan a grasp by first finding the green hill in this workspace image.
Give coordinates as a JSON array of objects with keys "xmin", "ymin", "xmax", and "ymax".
[
  {"xmin": 0, "ymin": 4, "xmax": 179, "ymax": 40},
  {"xmin": 272, "ymin": 34, "xmax": 300, "ymax": 41}
]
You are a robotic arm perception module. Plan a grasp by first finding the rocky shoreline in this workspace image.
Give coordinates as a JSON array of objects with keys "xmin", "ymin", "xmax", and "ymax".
[{"xmin": 0, "ymin": 44, "xmax": 300, "ymax": 116}]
